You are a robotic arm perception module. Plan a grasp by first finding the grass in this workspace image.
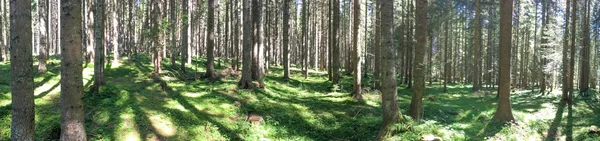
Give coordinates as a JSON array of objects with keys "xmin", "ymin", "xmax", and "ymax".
[{"xmin": 0, "ymin": 55, "xmax": 598, "ymax": 140}]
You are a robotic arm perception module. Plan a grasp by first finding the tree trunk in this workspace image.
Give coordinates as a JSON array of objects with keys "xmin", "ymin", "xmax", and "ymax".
[
  {"xmin": 38, "ymin": 0, "xmax": 49, "ymax": 73},
  {"xmin": 493, "ymin": 0, "xmax": 515, "ymax": 122},
  {"xmin": 443, "ymin": 0, "xmax": 449, "ymax": 93},
  {"xmin": 409, "ymin": 0, "xmax": 427, "ymax": 121},
  {"xmin": 568, "ymin": 0, "xmax": 577, "ymax": 105},
  {"xmin": 152, "ymin": 0, "xmax": 164, "ymax": 74},
  {"xmin": 473, "ymin": 0, "xmax": 481, "ymax": 91},
  {"xmin": 376, "ymin": 0, "xmax": 403, "ymax": 139},
  {"xmin": 205, "ymin": 0, "xmax": 216, "ymax": 78},
  {"xmin": 332, "ymin": 0, "xmax": 340, "ymax": 85},
  {"xmin": 302, "ymin": 0, "xmax": 308, "ymax": 79},
  {"xmin": 283, "ymin": 0, "xmax": 290, "ymax": 79},
  {"xmin": 352, "ymin": 0, "xmax": 362, "ymax": 100},
  {"xmin": 92, "ymin": 0, "xmax": 106, "ymax": 93},
  {"xmin": 9, "ymin": 0, "xmax": 35, "ymax": 139},
  {"xmin": 579, "ymin": 0, "xmax": 590, "ymax": 92},
  {"xmin": 239, "ymin": 0, "xmax": 254, "ymax": 88},
  {"xmin": 180, "ymin": 0, "xmax": 188, "ymax": 72},
  {"xmin": 562, "ymin": 0, "xmax": 570, "ymax": 102},
  {"xmin": 252, "ymin": 0, "xmax": 265, "ymax": 87},
  {"xmin": 60, "ymin": 0, "xmax": 87, "ymax": 139}
]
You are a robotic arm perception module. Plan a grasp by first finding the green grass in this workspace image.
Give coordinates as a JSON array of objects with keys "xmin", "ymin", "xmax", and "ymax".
[{"xmin": 0, "ymin": 55, "xmax": 599, "ymax": 141}]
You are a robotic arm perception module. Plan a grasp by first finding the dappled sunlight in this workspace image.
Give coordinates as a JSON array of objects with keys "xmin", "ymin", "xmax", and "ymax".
[
  {"xmin": 117, "ymin": 109, "xmax": 141, "ymax": 141},
  {"xmin": 147, "ymin": 113, "xmax": 177, "ymax": 137}
]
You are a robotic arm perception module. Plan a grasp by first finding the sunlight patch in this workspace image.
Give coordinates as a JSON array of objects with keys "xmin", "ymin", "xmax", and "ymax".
[
  {"xmin": 118, "ymin": 112, "xmax": 141, "ymax": 141},
  {"xmin": 183, "ymin": 92, "xmax": 204, "ymax": 98},
  {"xmin": 164, "ymin": 100, "xmax": 189, "ymax": 112},
  {"xmin": 149, "ymin": 114, "xmax": 177, "ymax": 137}
]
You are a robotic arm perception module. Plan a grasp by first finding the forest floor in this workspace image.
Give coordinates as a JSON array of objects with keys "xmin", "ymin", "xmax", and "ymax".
[{"xmin": 0, "ymin": 55, "xmax": 599, "ymax": 141}]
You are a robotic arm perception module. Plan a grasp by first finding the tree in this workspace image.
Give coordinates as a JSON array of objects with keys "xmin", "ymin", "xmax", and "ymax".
[
  {"xmin": 443, "ymin": 0, "xmax": 450, "ymax": 93},
  {"xmin": 152, "ymin": 0, "xmax": 164, "ymax": 74},
  {"xmin": 38, "ymin": 0, "xmax": 49, "ymax": 73},
  {"xmin": 283, "ymin": 0, "xmax": 290, "ymax": 79},
  {"xmin": 332, "ymin": 0, "xmax": 340, "ymax": 85},
  {"xmin": 579, "ymin": 0, "xmax": 591, "ymax": 92},
  {"xmin": 181, "ymin": 0, "xmax": 189, "ymax": 72},
  {"xmin": 493, "ymin": 0, "xmax": 515, "ymax": 122},
  {"xmin": 409, "ymin": 0, "xmax": 427, "ymax": 121},
  {"xmin": 60, "ymin": 0, "xmax": 87, "ymax": 139},
  {"xmin": 562, "ymin": 0, "xmax": 570, "ymax": 103},
  {"xmin": 239, "ymin": 0, "xmax": 254, "ymax": 89},
  {"xmin": 251, "ymin": 0, "xmax": 265, "ymax": 87},
  {"xmin": 472, "ymin": 0, "xmax": 481, "ymax": 91},
  {"xmin": 205, "ymin": 0, "xmax": 216, "ymax": 78},
  {"xmin": 376, "ymin": 0, "xmax": 403, "ymax": 139},
  {"xmin": 352, "ymin": 0, "xmax": 362, "ymax": 100},
  {"xmin": 92, "ymin": 0, "xmax": 106, "ymax": 93},
  {"xmin": 9, "ymin": 0, "xmax": 35, "ymax": 139},
  {"xmin": 568, "ymin": 0, "xmax": 577, "ymax": 105}
]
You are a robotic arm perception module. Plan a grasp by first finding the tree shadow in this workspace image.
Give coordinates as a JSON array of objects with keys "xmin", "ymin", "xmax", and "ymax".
[
  {"xmin": 545, "ymin": 103, "xmax": 565, "ymax": 140},
  {"xmin": 35, "ymin": 82, "xmax": 59, "ymax": 99},
  {"xmin": 470, "ymin": 121, "xmax": 506, "ymax": 140},
  {"xmin": 566, "ymin": 105, "xmax": 573, "ymax": 141},
  {"xmin": 165, "ymin": 85, "xmax": 244, "ymax": 140}
]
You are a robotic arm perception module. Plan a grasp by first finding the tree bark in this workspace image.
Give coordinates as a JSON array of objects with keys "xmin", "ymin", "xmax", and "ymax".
[
  {"xmin": 60, "ymin": 0, "xmax": 87, "ymax": 139},
  {"xmin": 493, "ymin": 0, "xmax": 515, "ymax": 122},
  {"xmin": 409, "ymin": 0, "xmax": 427, "ymax": 121},
  {"xmin": 332, "ymin": 0, "xmax": 340, "ymax": 85},
  {"xmin": 239, "ymin": 0, "xmax": 254, "ymax": 88},
  {"xmin": 376, "ymin": 0, "xmax": 403, "ymax": 139},
  {"xmin": 568, "ymin": 0, "xmax": 577, "ymax": 105},
  {"xmin": 562, "ymin": 0, "xmax": 570, "ymax": 102},
  {"xmin": 181, "ymin": 0, "xmax": 188, "ymax": 72},
  {"xmin": 352, "ymin": 0, "xmax": 362, "ymax": 100},
  {"xmin": 473, "ymin": 0, "xmax": 481, "ymax": 91},
  {"xmin": 92, "ymin": 0, "xmax": 106, "ymax": 93},
  {"xmin": 205, "ymin": 0, "xmax": 216, "ymax": 78},
  {"xmin": 38, "ymin": 0, "xmax": 49, "ymax": 73},
  {"xmin": 283, "ymin": 0, "xmax": 290, "ymax": 79},
  {"xmin": 9, "ymin": 0, "xmax": 35, "ymax": 139}
]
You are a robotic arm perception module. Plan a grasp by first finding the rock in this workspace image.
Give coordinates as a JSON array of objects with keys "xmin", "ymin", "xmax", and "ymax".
[
  {"xmin": 589, "ymin": 125, "xmax": 599, "ymax": 135},
  {"xmin": 421, "ymin": 135, "xmax": 442, "ymax": 141}
]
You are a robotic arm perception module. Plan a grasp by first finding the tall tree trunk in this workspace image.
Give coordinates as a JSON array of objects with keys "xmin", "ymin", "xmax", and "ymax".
[
  {"xmin": 283, "ymin": 0, "xmax": 290, "ymax": 79},
  {"xmin": 473, "ymin": 0, "xmax": 481, "ymax": 91},
  {"xmin": 493, "ymin": 0, "xmax": 515, "ymax": 122},
  {"xmin": 252, "ymin": 0, "xmax": 265, "ymax": 87},
  {"xmin": 562, "ymin": 0, "xmax": 570, "ymax": 102},
  {"xmin": 568, "ymin": 0, "xmax": 577, "ymax": 105},
  {"xmin": 239, "ymin": 0, "xmax": 254, "ymax": 88},
  {"xmin": 38, "ymin": 0, "xmax": 49, "ymax": 73},
  {"xmin": 181, "ymin": 0, "xmax": 188, "ymax": 72},
  {"xmin": 205, "ymin": 0, "xmax": 216, "ymax": 78},
  {"xmin": 60, "ymin": 0, "xmax": 87, "ymax": 139},
  {"xmin": 302, "ymin": 0, "xmax": 308, "ymax": 79},
  {"xmin": 443, "ymin": 0, "xmax": 450, "ymax": 93},
  {"xmin": 376, "ymin": 0, "xmax": 403, "ymax": 139},
  {"xmin": 409, "ymin": 0, "xmax": 427, "ymax": 121},
  {"xmin": 352, "ymin": 0, "xmax": 362, "ymax": 100},
  {"xmin": 92, "ymin": 0, "xmax": 106, "ymax": 93},
  {"xmin": 579, "ymin": 0, "xmax": 590, "ymax": 92},
  {"xmin": 373, "ymin": 0, "xmax": 380, "ymax": 89},
  {"xmin": 332, "ymin": 0, "xmax": 340, "ymax": 85},
  {"xmin": 9, "ymin": 0, "xmax": 35, "ymax": 139}
]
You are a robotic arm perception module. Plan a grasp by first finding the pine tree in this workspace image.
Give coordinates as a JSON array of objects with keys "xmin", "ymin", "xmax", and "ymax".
[
  {"xmin": 60, "ymin": 0, "xmax": 87, "ymax": 139},
  {"xmin": 9, "ymin": 0, "xmax": 35, "ymax": 139}
]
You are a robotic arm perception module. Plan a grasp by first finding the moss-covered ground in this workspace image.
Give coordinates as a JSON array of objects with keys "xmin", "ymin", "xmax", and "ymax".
[{"xmin": 0, "ymin": 55, "xmax": 598, "ymax": 140}]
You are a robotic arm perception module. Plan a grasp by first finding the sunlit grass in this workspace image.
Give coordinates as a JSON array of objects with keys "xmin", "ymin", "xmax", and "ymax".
[{"xmin": 0, "ymin": 55, "xmax": 599, "ymax": 140}]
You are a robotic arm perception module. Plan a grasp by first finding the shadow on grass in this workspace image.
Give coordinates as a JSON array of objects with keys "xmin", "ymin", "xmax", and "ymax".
[{"xmin": 545, "ymin": 103, "xmax": 565, "ymax": 140}]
